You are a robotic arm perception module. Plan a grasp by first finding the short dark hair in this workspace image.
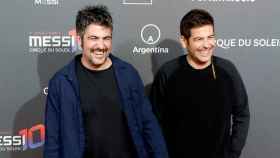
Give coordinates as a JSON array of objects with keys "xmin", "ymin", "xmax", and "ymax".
[
  {"xmin": 180, "ymin": 9, "xmax": 214, "ymax": 39},
  {"xmin": 75, "ymin": 5, "xmax": 113, "ymax": 38}
]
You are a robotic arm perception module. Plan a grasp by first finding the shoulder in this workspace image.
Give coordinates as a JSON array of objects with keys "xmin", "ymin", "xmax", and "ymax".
[
  {"xmin": 111, "ymin": 55, "xmax": 143, "ymax": 87},
  {"xmin": 111, "ymin": 55, "xmax": 139, "ymax": 75},
  {"xmin": 214, "ymin": 56, "xmax": 239, "ymax": 77},
  {"xmin": 156, "ymin": 55, "xmax": 185, "ymax": 79},
  {"xmin": 214, "ymin": 56, "xmax": 235, "ymax": 69},
  {"xmin": 214, "ymin": 56, "xmax": 246, "ymax": 92},
  {"xmin": 48, "ymin": 59, "xmax": 74, "ymax": 86}
]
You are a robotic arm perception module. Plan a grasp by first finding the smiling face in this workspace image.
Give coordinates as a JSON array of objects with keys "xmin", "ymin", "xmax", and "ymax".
[
  {"xmin": 78, "ymin": 23, "xmax": 113, "ymax": 71},
  {"xmin": 180, "ymin": 24, "xmax": 216, "ymax": 69}
]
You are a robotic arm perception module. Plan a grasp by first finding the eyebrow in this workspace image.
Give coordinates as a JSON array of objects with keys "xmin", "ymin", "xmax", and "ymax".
[
  {"xmin": 87, "ymin": 35, "xmax": 112, "ymax": 39},
  {"xmin": 192, "ymin": 34, "xmax": 215, "ymax": 39}
]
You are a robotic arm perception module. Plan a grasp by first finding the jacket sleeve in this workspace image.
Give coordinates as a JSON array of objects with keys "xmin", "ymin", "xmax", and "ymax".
[
  {"xmin": 44, "ymin": 78, "xmax": 61, "ymax": 158},
  {"xmin": 134, "ymin": 70, "xmax": 169, "ymax": 158},
  {"xmin": 229, "ymin": 64, "xmax": 250, "ymax": 158}
]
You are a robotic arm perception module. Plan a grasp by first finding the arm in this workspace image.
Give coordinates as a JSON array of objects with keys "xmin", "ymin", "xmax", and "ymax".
[
  {"xmin": 135, "ymin": 71, "xmax": 169, "ymax": 158},
  {"xmin": 44, "ymin": 79, "xmax": 61, "ymax": 158},
  {"xmin": 149, "ymin": 69, "xmax": 168, "ymax": 125},
  {"xmin": 230, "ymin": 65, "xmax": 250, "ymax": 158}
]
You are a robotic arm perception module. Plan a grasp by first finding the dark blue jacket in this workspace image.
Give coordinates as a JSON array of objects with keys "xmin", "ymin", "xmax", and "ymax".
[{"xmin": 44, "ymin": 54, "xmax": 168, "ymax": 158}]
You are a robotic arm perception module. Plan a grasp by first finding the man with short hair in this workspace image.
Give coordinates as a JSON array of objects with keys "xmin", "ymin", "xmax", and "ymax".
[
  {"xmin": 150, "ymin": 9, "xmax": 250, "ymax": 158},
  {"xmin": 44, "ymin": 5, "xmax": 168, "ymax": 158}
]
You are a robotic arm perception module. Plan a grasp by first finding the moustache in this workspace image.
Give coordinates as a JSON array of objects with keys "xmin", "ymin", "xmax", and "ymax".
[{"xmin": 90, "ymin": 48, "xmax": 109, "ymax": 53}]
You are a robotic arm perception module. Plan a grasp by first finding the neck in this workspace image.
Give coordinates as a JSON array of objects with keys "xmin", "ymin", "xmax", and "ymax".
[
  {"xmin": 186, "ymin": 55, "xmax": 211, "ymax": 70},
  {"xmin": 81, "ymin": 57, "xmax": 112, "ymax": 71}
]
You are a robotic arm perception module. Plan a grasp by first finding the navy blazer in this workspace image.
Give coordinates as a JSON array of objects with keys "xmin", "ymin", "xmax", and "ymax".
[{"xmin": 44, "ymin": 54, "xmax": 168, "ymax": 158}]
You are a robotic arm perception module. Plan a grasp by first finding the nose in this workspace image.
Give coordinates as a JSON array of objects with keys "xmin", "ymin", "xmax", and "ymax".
[
  {"xmin": 203, "ymin": 38, "xmax": 213, "ymax": 49},
  {"xmin": 96, "ymin": 39, "xmax": 106, "ymax": 49}
]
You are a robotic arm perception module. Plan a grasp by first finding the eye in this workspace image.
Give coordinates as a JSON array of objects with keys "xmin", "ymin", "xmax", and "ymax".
[
  {"xmin": 88, "ymin": 36, "xmax": 98, "ymax": 40},
  {"xmin": 104, "ymin": 36, "xmax": 112, "ymax": 41},
  {"xmin": 194, "ymin": 37, "xmax": 203, "ymax": 41}
]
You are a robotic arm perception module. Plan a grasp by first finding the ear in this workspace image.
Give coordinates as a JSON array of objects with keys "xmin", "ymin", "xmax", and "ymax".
[
  {"xmin": 180, "ymin": 35, "xmax": 187, "ymax": 48},
  {"xmin": 77, "ymin": 35, "xmax": 83, "ymax": 49}
]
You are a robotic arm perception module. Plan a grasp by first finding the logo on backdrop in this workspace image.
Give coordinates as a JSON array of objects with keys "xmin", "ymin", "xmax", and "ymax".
[
  {"xmin": 34, "ymin": 0, "xmax": 59, "ymax": 6},
  {"xmin": 28, "ymin": 30, "xmax": 79, "ymax": 54},
  {"xmin": 216, "ymin": 38, "xmax": 280, "ymax": 49},
  {"xmin": 0, "ymin": 132, "xmax": 25, "ymax": 152},
  {"xmin": 123, "ymin": 0, "xmax": 152, "ymax": 5},
  {"xmin": 141, "ymin": 24, "xmax": 161, "ymax": 45},
  {"xmin": 18, "ymin": 124, "xmax": 45, "ymax": 151},
  {"xmin": 68, "ymin": 28, "xmax": 82, "ymax": 52},
  {"xmin": 0, "ymin": 124, "xmax": 45, "ymax": 152},
  {"xmin": 133, "ymin": 24, "xmax": 169, "ymax": 55},
  {"xmin": 191, "ymin": 0, "xmax": 255, "ymax": 2}
]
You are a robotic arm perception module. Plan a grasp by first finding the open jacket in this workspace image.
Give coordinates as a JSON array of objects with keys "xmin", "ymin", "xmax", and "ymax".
[{"xmin": 44, "ymin": 54, "xmax": 168, "ymax": 158}]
